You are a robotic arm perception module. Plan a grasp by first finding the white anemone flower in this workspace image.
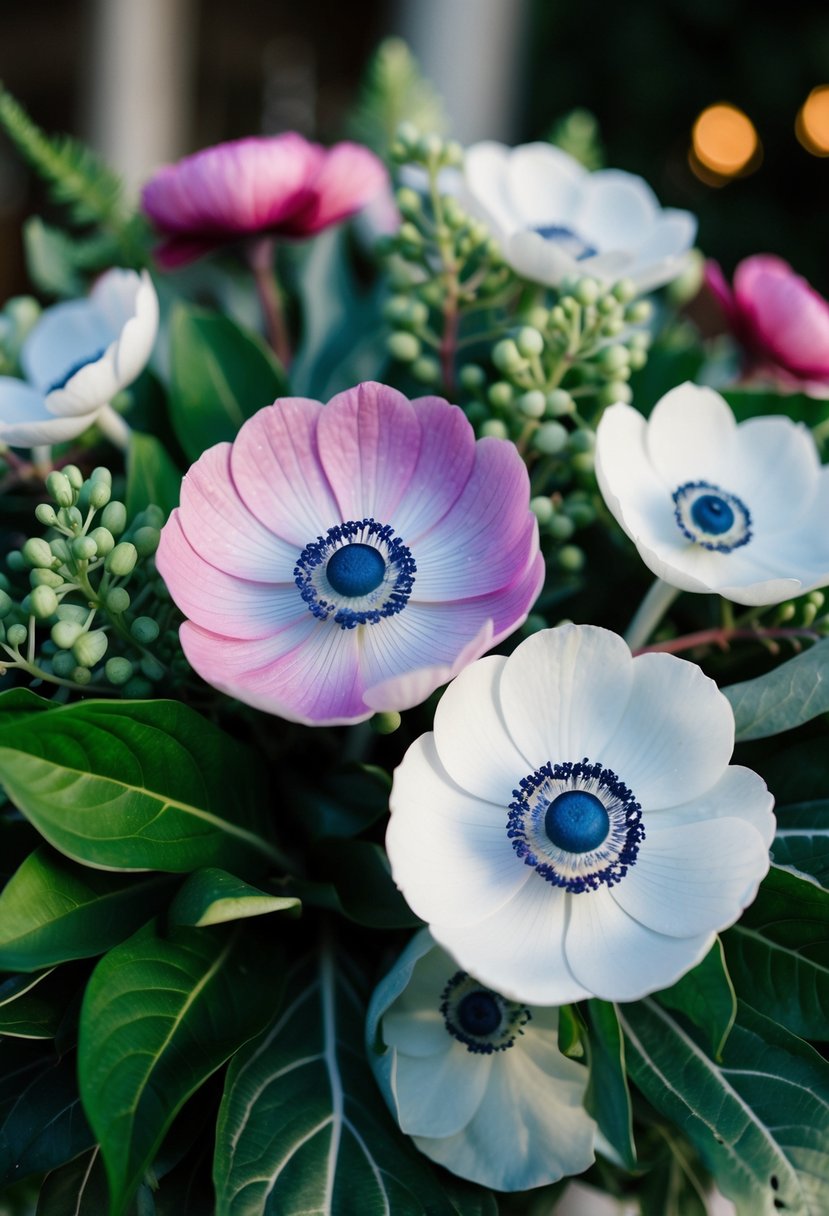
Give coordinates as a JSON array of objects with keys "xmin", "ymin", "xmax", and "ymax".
[
  {"xmin": 386, "ymin": 624, "xmax": 774, "ymax": 1005},
  {"xmin": 0, "ymin": 268, "xmax": 158, "ymax": 449},
  {"xmin": 595, "ymin": 382, "xmax": 829, "ymax": 606},
  {"xmin": 366, "ymin": 929, "xmax": 596, "ymax": 1191},
  {"xmin": 460, "ymin": 141, "xmax": 696, "ymax": 293}
]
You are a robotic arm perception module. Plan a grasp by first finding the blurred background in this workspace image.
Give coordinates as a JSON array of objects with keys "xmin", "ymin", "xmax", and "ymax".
[{"xmin": 1, "ymin": 0, "xmax": 828, "ymax": 296}]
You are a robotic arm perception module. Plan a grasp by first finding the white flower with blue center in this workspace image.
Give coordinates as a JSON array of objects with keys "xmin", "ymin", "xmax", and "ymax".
[
  {"xmin": 386, "ymin": 624, "xmax": 774, "ymax": 1005},
  {"xmin": 0, "ymin": 268, "xmax": 158, "ymax": 449},
  {"xmin": 460, "ymin": 141, "xmax": 696, "ymax": 293},
  {"xmin": 366, "ymin": 929, "xmax": 596, "ymax": 1191},
  {"xmin": 595, "ymin": 382, "xmax": 829, "ymax": 605}
]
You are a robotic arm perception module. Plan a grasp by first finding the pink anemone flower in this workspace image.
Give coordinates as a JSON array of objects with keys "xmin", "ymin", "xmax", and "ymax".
[
  {"xmin": 141, "ymin": 133, "xmax": 387, "ymax": 269},
  {"xmin": 156, "ymin": 383, "xmax": 545, "ymax": 726},
  {"xmin": 706, "ymin": 254, "xmax": 829, "ymax": 397}
]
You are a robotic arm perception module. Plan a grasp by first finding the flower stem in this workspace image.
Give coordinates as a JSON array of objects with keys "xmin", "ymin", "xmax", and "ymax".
[
  {"xmin": 248, "ymin": 237, "xmax": 291, "ymax": 368},
  {"xmin": 635, "ymin": 626, "xmax": 820, "ymax": 657},
  {"xmin": 624, "ymin": 578, "xmax": 681, "ymax": 651},
  {"xmin": 97, "ymin": 404, "xmax": 132, "ymax": 451}
]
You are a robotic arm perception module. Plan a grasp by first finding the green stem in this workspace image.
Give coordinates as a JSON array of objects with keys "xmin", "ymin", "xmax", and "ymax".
[
  {"xmin": 248, "ymin": 237, "xmax": 291, "ymax": 368},
  {"xmin": 624, "ymin": 578, "xmax": 681, "ymax": 651}
]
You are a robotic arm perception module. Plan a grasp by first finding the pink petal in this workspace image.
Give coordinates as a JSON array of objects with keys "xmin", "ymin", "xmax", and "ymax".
[
  {"xmin": 284, "ymin": 142, "xmax": 388, "ymax": 235},
  {"xmin": 389, "ymin": 395, "xmax": 477, "ymax": 539},
  {"xmin": 735, "ymin": 255, "xmax": 829, "ymax": 379}
]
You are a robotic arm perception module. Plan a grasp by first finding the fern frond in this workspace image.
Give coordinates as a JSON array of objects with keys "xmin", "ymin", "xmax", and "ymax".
[{"xmin": 348, "ymin": 38, "xmax": 447, "ymax": 159}]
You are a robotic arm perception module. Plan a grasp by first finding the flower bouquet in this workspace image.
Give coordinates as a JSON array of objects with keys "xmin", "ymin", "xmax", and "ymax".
[{"xmin": 0, "ymin": 40, "xmax": 827, "ymax": 1216}]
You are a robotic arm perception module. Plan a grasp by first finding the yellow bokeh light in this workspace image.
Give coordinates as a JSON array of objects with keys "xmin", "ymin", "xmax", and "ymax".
[
  {"xmin": 796, "ymin": 86, "xmax": 829, "ymax": 155},
  {"xmin": 690, "ymin": 104, "xmax": 760, "ymax": 182}
]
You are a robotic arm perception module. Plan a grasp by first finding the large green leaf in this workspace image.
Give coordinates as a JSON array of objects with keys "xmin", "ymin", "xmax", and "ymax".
[
  {"xmin": 0, "ymin": 970, "xmax": 61, "ymax": 1038},
  {"xmin": 214, "ymin": 949, "xmax": 488, "ymax": 1216},
  {"xmin": 655, "ymin": 938, "xmax": 736, "ymax": 1060},
  {"xmin": 309, "ymin": 838, "xmax": 421, "ymax": 928},
  {"xmin": 583, "ymin": 1000, "xmax": 636, "ymax": 1170},
  {"xmin": 724, "ymin": 639, "xmax": 829, "ymax": 740},
  {"xmin": 724, "ymin": 387, "xmax": 829, "ymax": 429},
  {"xmin": 722, "ymin": 866, "xmax": 829, "ymax": 1040},
  {"xmin": 169, "ymin": 867, "xmax": 301, "ymax": 927},
  {"xmin": 0, "ymin": 1050, "xmax": 93, "ymax": 1185},
  {"xmin": 0, "ymin": 698, "xmax": 281, "ymax": 872},
  {"xmin": 36, "ymin": 1148, "xmax": 111, "ymax": 1216},
  {"xmin": 78, "ymin": 919, "xmax": 285, "ymax": 1216},
  {"xmin": 0, "ymin": 846, "xmax": 174, "ymax": 970},
  {"xmin": 125, "ymin": 430, "xmax": 182, "ymax": 518},
  {"xmin": 620, "ymin": 999, "xmax": 829, "ymax": 1215},
  {"xmin": 168, "ymin": 304, "xmax": 288, "ymax": 463},
  {"xmin": 761, "ymin": 736, "xmax": 829, "ymax": 889}
]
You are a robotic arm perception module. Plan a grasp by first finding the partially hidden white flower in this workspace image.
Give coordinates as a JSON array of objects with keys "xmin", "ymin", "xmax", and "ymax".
[
  {"xmin": 366, "ymin": 928, "xmax": 596, "ymax": 1191},
  {"xmin": 595, "ymin": 382, "xmax": 829, "ymax": 605},
  {"xmin": 0, "ymin": 268, "xmax": 158, "ymax": 448},
  {"xmin": 386, "ymin": 624, "xmax": 774, "ymax": 1005},
  {"xmin": 460, "ymin": 141, "xmax": 696, "ymax": 292}
]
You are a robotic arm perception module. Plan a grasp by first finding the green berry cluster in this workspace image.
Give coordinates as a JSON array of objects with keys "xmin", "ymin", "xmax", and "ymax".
[{"xmin": 1, "ymin": 465, "xmax": 177, "ymax": 696}]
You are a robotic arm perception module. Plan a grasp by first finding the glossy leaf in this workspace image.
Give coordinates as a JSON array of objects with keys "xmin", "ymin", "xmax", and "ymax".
[
  {"xmin": 126, "ymin": 430, "xmax": 182, "ymax": 518},
  {"xmin": 0, "ymin": 970, "xmax": 60, "ymax": 1039},
  {"xmin": 724, "ymin": 639, "xmax": 829, "ymax": 740},
  {"xmin": 655, "ymin": 938, "xmax": 737, "ymax": 1060},
  {"xmin": 287, "ymin": 762, "xmax": 392, "ymax": 842},
  {"xmin": 0, "ymin": 846, "xmax": 174, "ymax": 970},
  {"xmin": 214, "ymin": 949, "xmax": 488, "ymax": 1216},
  {"xmin": 0, "ymin": 698, "xmax": 280, "ymax": 872},
  {"xmin": 169, "ymin": 867, "xmax": 301, "ymax": 927},
  {"xmin": 309, "ymin": 838, "xmax": 421, "ymax": 928},
  {"xmin": 36, "ymin": 1148, "xmax": 110, "ymax": 1216},
  {"xmin": 722, "ymin": 866, "xmax": 829, "ymax": 1040},
  {"xmin": 761, "ymin": 736, "xmax": 829, "ymax": 889},
  {"xmin": 0, "ymin": 1050, "xmax": 93, "ymax": 1185},
  {"xmin": 620, "ymin": 999, "xmax": 829, "ymax": 1215},
  {"xmin": 168, "ymin": 303, "xmax": 288, "ymax": 463},
  {"xmin": 583, "ymin": 1000, "xmax": 636, "ymax": 1170},
  {"xmin": 78, "ymin": 919, "xmax": 285, "ymax": 1216}
]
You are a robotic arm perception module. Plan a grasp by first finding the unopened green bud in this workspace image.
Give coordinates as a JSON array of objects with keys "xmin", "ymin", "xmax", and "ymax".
[
  {"xmin": 601, "ymin": 317, "xmax": 625, "ymax": 337},
  {"xmin": 71, "ymin": 666, "xmax": 92, "ymax": 686},
  {"xmin": 574, "ymin": 277, "xmax": 600, "ymax": 306},
  {"xmin": 530, "ymin": 496, "xmax": 554, "ymax": 524},
  {"xmin": 88, "ymin": 478, "xmax": 111, "ymax": 509},
  {"xmin": 71, "ymin": 536, "xmax": 98, "ymax": 561},
  {"xmin": 122, "ymin": 676, "xmax": 153, "ymax": 699},
  {"xmin": 105, "ymin": 656, "xmax": 134, "ymax": 685},
  {"xmin": 49, "ymin": 538, "xmax": 71, "ymax": 563},
  {"xmin": 597, "ymin": 344, "xmax": 630, "ymax": 373},
  {"xmin": 56, "ymin": 604, "xmax": 88, "ymax": 624},
  {"xmin": 518, "ymin": 391, "xmax": 547, "ymax": 419},
  {"xmin": 572, "ymin": 452, "xmax": 595, "ymax": 475},
  {"xmin": 459, "ymin": 364, "xmax": 486, "ymax": 392},
  {"xmin": 30, "ymin": 568, "xmax": 63, "ymax": 590},
  {"xmin": 417, "ymin": 132, "xmax": 443, "ymax": 161},
  {"xmin": 106, "ymin": 543, "xmax": 138, "ymax": 577},
  {"xmin": 51, "ymin": 620, "xmax": 84, "ymax": 649},
  {"xmin": 411, "ymin": 356, "xmax": 441, "ymax": 384},
  {"xmin": 89, "ymin": 527, "xmax": 115, "ymax": 557},
  {"xmin": 444, "ymin": 139, "xmax": 463, "ymax": 167},
  {"xmin": 387, "ymin": 332, "xmax": 421, "ymax": 363},
  {"xmin": 612, "ymin": 278, "xmax": 637, "ymax": 303},
  {"xmin": 140, "ymin": 655, "xmax": 165, "ymax": 681},
  {"xmin": 481, "ymin": 419, "xmax": 509, "ymax": 439},
  {"xmin": 141, "ymin": 505, "xmax": 166, "ymax": 531},
  {"xmin": 533, "ymin": 422, "xmax": 569, "ymax": 455},
  {"xmin": 398, "ymin": 221, "xmax": 422, "ymax": 247},
  {"xmin": 131, "ymin": 616, "xmax": 160, "ymax": 645},
  {"xmin": 6, "ymin": 550, "xmax": 25, "ymax": 572},
  {"xmin": 106, "ymin": 588, "xmax": 131, "ymax": 615},
  {"xmin": 597, "ymin": 294, "xmax": 618, "ymax": 316},
  {"xmin": 133, "ymin": 527, "xmax": 160, "ymax": 559},
  {"xmin": 549, "ymin": 305, "xmax": 567, "ymax": 328},
  {"xmin": 371, "ymin": 710, "xmax": 402, "ymax": 735},
  {"xmin": 30, "ymin": 584, "xmax": 58, "ymax": 619},
  {"xmin": 524, "ymin": 307, "xmax": 549, "ymax": 330},
  {"xmin": 22, "ymin": 537, "xmax": 56, "ymax": 569},
  {"xmin": 569, "ymin": 429, "xmax": 595, "ymax": 454},
  {"xmin": 442, "ymin": 197, "xmax": 465, "ymax": 228},
  {"xmin": 90, "ymin": 466, "xmax": 112, "ymax": 486},
  {"xmin": 101, "ymin": 501, "xmax": 127, "ymax": 535},
  {"xmin": 516, "ymin": 327, "xmax": 544, "ymax": 357},
  {"xmin": 546, "ymin": 389, "xmax": 575, "ymax": 417},
  {"xmin": 72, "ymin": 629, "xmax": 108, "ymax": 668},
  {"xmin": 548, "ymin": 514, "xmax": 576, "ymax": 541},
  {"xmin": 488, "ymin": 381, "xmax": 514, "ymax": 409},
  {"xmin": 6, "ymin": 623, "xmax": 28, "ymax": 648},
  {"xmin": 62, "ymin": 465, "xmax": 83, "ymax": 490},
  {"xmin": 396, "ymin": 187, "xmax": 421, "ymax": 217},
  {"xmin": 34, "ymin": 503, "xmax": 58, "ymax": 527},
  {"xmin": 0, "ymin": 590, "xmax": 13, "ymax": 618},
  {"xmin": 597, "ymin": 382, "xmax": 633, "ymax": 407},
  {"xmin": 627, "ymin": 347, "xmax": 648, "ymax": 371},
  {"xmin": 46, "ymin": 471, "xmax": 74, "ymax": 508},
  {"xmin": 626, "ymin": 300, "xmax": 652, "ymax": 325},
  {"xmin": 58, "ymin": 506, "xmax": 83, "ymax": 532},
  {"xmin": 492, "ymin": 339, "xmax": 523, "ymax": 374},
  {"xmin": 52, "ymin": 650, "xmax": 76, "ymax": 678},
  {"xmin": 395, "ymin": 121, "xmax": 419, "ymax": 149},
  {"xmin": 558, "ymin": 544, "xmax": 586, "ymax": 573}
]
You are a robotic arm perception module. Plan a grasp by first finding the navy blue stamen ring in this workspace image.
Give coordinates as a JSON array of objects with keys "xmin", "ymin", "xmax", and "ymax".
[
  {"xmin": 507, "ymin": 757, "xmax": 644, "ymax": 893},
  {"xmin": 440, "ymin": 971, "xmax": 531, "ymax": 1054},
  {"xmin": 672, "ymin": 480, "xmax": 752, "ymax": 553},
  {"xmin": 533, "ymin": 223, "xmax": 598, "ymax": 261},
  {"xmin": 47, "ymin": 346, "xmax": 109, "ymax": 394}
]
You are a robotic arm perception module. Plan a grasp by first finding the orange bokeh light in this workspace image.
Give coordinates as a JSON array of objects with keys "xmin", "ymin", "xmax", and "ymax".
[
  {"xmin": 796, "ymin": 85, "xmax": 829, "ymax": 156},
  {"xmin": 690, "ymin": 104, "xmax": 761, "ymax": 183}
]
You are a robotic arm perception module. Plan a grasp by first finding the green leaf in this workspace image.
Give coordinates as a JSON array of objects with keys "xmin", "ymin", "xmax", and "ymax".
[
  {"xmin": 214, "ymin": 949, "xmax": 487, "ymax": 1216},
  {"xmin": 0, "ymin": 698, "xmax": 281, "ymax": 872},
  {"xmin": 0, "ymin": 846, "xmax": 175, "ymax": 971},
  {"xmin": 0, "ymin": 1050, "xmax": 93, "ymax": 1185},
  {"xmin": 724, "ymin": 387, "xmax": 829, "ymax": 429},
  {"xmin": 168, "ymin": 304, "xmax": 288, "ymax": 463},
  {"xmin": 23, "ymin": 216, "xmax": 84, "ymax": 297},
  {"xmin": 288, "ymin": 762, "xmax": 392, "ymax": 841},
  {"xmin": 126, "ymin": 431, "xmax": 182, "ymax": 518},
  {"xmin": 36, "ymin": 1148, "xmax": 111, "ymax": 1216},
  {"xmin": 723, "ymin": 639, "xmax": 829, "ymax": 740},
  {"xmin": 722, "ymin": 866, "xmax": 829, "ymax": 1040},
  {"xmin": 0, "ymin": 1038, "xmax": 52, "ymax": 1125},
  {"xmin": 309, "ymin": 838, "xmax": 421, "ymax": 928},
  {"xmin": 761, "ymin": 737, "xmax": 829, "ymax": 889},
  {"xmin": 348, "ymin": 36, "xmax": 446, "ymax": 156},
  {"xmin": 583, "ymin": 1000, "xmax": 636, "ymax": 1170},
  {"xmin": 620, "ymin": 998, "xmax": 829, "ymax": 1215},
  {"xmin": 655, "ymin": 938, "xmax": 736, "ymax": 1060},
  {"xmin": 169, "ymin": 867, "xmax": 301, "ymax": 927},
  {"xmin": 78, "ymin": 919, "xmax": 285, "ymax": 1216},
  {"xmin": 0, "ymin": 686, "xmax": 53, "ymax": 727},
  {"xmin": 0, "ymin": 970, "xmax": 60, "ymax": 1038}
]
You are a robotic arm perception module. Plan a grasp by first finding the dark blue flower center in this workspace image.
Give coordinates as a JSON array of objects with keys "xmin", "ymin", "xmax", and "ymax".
[
  {"xmin": 457, "ymin": 991, "xmax": 502, "ymax": 1038},
  {"xmin": 545, "ymin": 789, "xmax": 610, "ymax": 853},
  {"xmin": 47, "ymin": 347, "xmax": 108, "ymax": 394},
  {"xmin": 533, "ymin": 224, "xmax": 597, "ymax": 261},
  {"xmin": 326, "ymin": 543, "xmax": 386, "ymax": 598},
  {"xmin": 690, "ymin": 494, "xmax": 734, "ymax": 536}
]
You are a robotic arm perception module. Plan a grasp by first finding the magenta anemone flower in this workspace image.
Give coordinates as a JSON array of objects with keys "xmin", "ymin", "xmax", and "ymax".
[
  {"xmin": 141, "ymin": 133, "xmax": 387, "ymax": 268},
  {"xmin": 156, "ymin": 383, "xmax": 544, "ymax": 725},
  {"xmin": 706, "ymin": 255, "xmax": 829, "ymax": 396}
]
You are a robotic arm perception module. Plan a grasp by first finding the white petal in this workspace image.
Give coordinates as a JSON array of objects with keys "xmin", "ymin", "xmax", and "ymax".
[
  {"xmin": 728, "ymin": 415, "xmax": 820, "ymax": 532},
  {"xmin": 383, "ymin": 1010, "xmax": 452, "ymax": 1059},
  {"xmin": 394, "ymin": 1044, "xmax": 492, "ymax": 1137},
  {"xmin": 506, "ymin": 229, "xmax": 579, "ymax": 286},
  {"xmin": 431, "ymin": 879, "xmax": 589, "ymax": 1006},
  {"xmin": 20, "ymin": 299, "xmax": 112, "ymax": 394},
  {"xmin": 460, "ymin": 141, "xmax": 518, "ymax": 239},
  {"xmin": 622, "ymin": 530, "xmax": 805, "ymax": 603},
  {"xmin": 600, "ymin": 652, "xmax": 734, "ymax": 807},
  {"xmin": 594, "ymin": 402, "xmax": 679, "ymax": 548},
  {"xmin": 647, "ymin": 764, "xmax": 775, "ymax": 846},
  {"xmin": 564, "ymin": 885, "xmax": 714, "ymax": 1000},
  {"xmin": 579, "ymin": 169, "xmax": 659, "ymax": 250},
  {"xmin": 646, "ymin": 383, "xmax": 739, "ymax": 490},
  {"xmin": 0, "ymin": 377, "xmax": 99, "ymax": 447},
  {"xmin": 498, "ymin": 624, "xmax": 635, "ymax": 768},
  {"xmin": 387, "ymin": 734, "xmax": 530, "ymax": 928},
  {"xmin": 431, "ymin": 654, "xmax": 530, "ymax": 802},
  {"xmin": 630, "ymin": 209, "xmax": 697, "ymax": 266},
  {"xmin": 504, "ymin": 142, "xmax": 586, "ymax": 228},
  {"xmin": 611, "ymin": 816, "xmax": 770, "ymax": 937}
]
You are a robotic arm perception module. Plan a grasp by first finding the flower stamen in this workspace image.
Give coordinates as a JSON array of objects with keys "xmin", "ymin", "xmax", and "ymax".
[
  {"xmin": 672, "ymin": 480, "xmax": 752, "ymax": 552},
  {"xmin": 440, "ymin": 971, "xmax": 531, "ymax": 1054}
]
